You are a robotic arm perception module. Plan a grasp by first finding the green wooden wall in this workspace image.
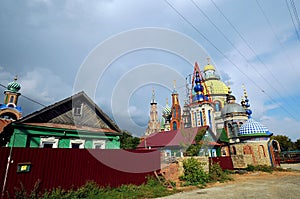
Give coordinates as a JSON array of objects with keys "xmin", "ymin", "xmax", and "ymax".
[{"xmin": 9, "ymin": 124, "xmax": 120, "ymax": 149}]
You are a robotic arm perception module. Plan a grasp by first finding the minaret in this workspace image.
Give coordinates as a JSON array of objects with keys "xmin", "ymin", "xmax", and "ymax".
[
  {"xmin": 144, "ymin": 88, "xmax": 161, "ymax": 136},
  {"xmin": 170, "ymin": 80, "xmax": 181, "ymax": 130}
]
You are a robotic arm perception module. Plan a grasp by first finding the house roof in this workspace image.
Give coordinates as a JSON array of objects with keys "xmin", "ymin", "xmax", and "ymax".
[
  {"xmin": 137, "ymin": 126, "xmax": 213, "ymax": 148},
  {"xmin": 15, "ymin": 91, "xmax": 121, "ymax": 133}
]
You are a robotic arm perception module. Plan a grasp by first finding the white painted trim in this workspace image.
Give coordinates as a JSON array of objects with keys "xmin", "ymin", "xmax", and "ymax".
[
  {"xmin": 70, "ymin": 139, "xmax": 85, "ymax": 149},
  {"xmin": 40, "ymin": 137, "xmax": 59, "ymax": 148},
  {"xmin": 93, "ymin": 140, "xmax": 106, "ymax": 149}
]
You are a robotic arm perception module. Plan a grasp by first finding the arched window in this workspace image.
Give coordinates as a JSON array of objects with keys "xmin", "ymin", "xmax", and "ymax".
[
  {"xmin": 243, "ymin": 145, "xmax": 252, "ymax": 155},
  {"xmin": 258, "ymin": 145, "xmax": 266, "ymax": 158},
  {"xmin": 172, "ymin": 121, "xmax": 177, "ymax": 130},
  {"xmin": 231, "ymin": 146, "xmax": 237, "ymax": 155},
  {"xmin": 10, "ymin": 96, "xmax": 14, "ymax": 103},
  {"xmin": 214, "ymin": 100, "xmax": 221, "ymax": 112}
]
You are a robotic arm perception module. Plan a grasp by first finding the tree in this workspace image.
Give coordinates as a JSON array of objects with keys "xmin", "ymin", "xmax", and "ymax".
[
  {"xmin": 271, "ymin": 135, "xmax": 294, "ymax": 151},
  {"xmin": 294, "ymin": 139, "xmax": 300, "ymax": 150},
  {"xmin": 120, "ymin": 130, "xmax": 140, "ymax": 149}
]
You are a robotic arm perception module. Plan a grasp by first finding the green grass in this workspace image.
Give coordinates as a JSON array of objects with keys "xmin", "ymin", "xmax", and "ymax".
[{"xmin": 14, "ymin": 177, "xmax": 178, "ymax": 199}]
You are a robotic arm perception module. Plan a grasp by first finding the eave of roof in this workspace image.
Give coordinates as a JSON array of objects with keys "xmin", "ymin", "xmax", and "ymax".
[{"xmin": 13, "ymin": 122, "xmax": 121, "ymax": 135}]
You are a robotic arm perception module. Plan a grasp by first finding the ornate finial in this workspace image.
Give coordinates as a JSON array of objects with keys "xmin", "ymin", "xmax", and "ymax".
[
  {"xmin": 151, "ymin": 87, "xmax": 156, "ymax": 103},
  {"xmin": 207, "ymin": 57, "xmax": 210, "ymax": 65},
  {"xmin": 227, "ymin": 81, "xmax": 232, "ymax": 94},
  {"xmin": 166, "ymin": 97, "xmax": 169, "ymax": 106},
  {"xmin": 173, "ymin": 80, "xmax": 176, "ymax": 89},
  {"xmin": 242, "ymin": 84, "xmax": 248, "ymax": 99},
  {"xmin": 14, "ymin": 75, "xmax": 18, "ymax": 81}
]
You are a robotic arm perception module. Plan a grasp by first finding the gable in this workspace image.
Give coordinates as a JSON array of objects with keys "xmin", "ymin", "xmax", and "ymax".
[{"xmin": 16, "ymin": 91, "xmax": 120, "ymax": 132}]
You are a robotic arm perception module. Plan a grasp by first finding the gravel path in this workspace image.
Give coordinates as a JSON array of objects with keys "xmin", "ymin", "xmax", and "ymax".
[{"xmin": 157, "ymin": 165, "xmax": 300, "ymax": 199}]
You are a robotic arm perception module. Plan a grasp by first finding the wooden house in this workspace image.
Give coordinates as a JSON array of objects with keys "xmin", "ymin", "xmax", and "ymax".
[{"xmin": 1, "ymin": 91, "xmax": 121, "ymax": 149}]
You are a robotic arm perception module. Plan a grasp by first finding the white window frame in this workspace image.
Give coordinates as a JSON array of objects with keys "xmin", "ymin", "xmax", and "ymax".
[
  {"xmin": 93, "ymin": 140, "xmax": 106, "ymax": 149},
  {"xmin": 40, "ymin": 137, "xmax": 59, "ymax": 148},
  {"xmin": 70, "ymin": 139, "xmax": 85, "ymax": 149}
]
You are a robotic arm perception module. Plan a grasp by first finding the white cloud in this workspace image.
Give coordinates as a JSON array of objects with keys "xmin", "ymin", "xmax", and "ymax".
[
  {"xmin": 20, "ymin": 68, "xmax": 72, "ymax": 105},
  {"xmin": 260, "ymin": 115, "xmax": 300, "ymax": 141}
]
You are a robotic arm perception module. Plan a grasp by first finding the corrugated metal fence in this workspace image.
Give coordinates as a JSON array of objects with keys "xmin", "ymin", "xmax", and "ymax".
[
  {"xmin": 210, "ymin": 156, "xmax": 234, "ymax": 170},
  {"xmin": 0, "ymin": 148, "xmax": 160, "ymax": 198}
]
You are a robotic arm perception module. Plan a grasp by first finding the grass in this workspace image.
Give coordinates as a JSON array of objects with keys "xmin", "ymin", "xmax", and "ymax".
[{"xmin": 14, "ymin": 177, "xmax": 179, "ymax": 199}]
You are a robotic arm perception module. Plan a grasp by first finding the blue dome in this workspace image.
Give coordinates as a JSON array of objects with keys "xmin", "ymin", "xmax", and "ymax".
[
  {"xmin": 194, "ymin": 84, "xmax": 203, "ymax": 93},
  {"xmin": 239, "ymin": 118, "xmax": 272, "ymax": 137}
]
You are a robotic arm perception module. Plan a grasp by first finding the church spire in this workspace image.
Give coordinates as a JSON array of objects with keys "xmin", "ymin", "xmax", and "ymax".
[
  {"xmin": 151, "ymin": 87, "xmax": 156, "ymax": 104},
  {"xmin": 144, "ymin": 87, "xmax": 160, "ymax": 136},
  {"xmin": 242, "ymin": 84, "xmax": 252, "ymax": 118},
  {"xmin": 171, "ymin": 80, "xmax": 181, "ymax": 130}
]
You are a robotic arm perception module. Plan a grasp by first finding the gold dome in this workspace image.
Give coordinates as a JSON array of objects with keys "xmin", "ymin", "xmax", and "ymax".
[
  {"xmin": 203, "ymin": 64, "xmax": 215, "ymax": 72},
  {"xmin": 203, "ymin": 79, "xmax": 228, "ymax": 95}
]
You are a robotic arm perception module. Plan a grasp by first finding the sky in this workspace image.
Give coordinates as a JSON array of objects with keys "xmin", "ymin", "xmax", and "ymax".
[{"xmin": 0, "ymin": 0, "xmax": 300, "ymax": 141}]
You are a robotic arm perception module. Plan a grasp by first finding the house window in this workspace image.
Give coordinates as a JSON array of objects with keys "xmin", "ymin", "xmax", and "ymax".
[
  {"xmin": 40, "ymin": 137, "xmax": 59, "ymax": 148},
  {"xmin": 70, "ymin": 139, "xmax": 85, "ymax": 149},
  {"xmin": 73, "ymin": 102, "xmax": 83, "ymax": 116},
  {"xmin": 93, "ymin": 140, "xmax": 106, "ymax": 149}
]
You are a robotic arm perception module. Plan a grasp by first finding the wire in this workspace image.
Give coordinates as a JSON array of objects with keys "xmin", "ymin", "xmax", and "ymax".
[
  {"xmin": 164, "ymin": 0, "xmax": 298, "ymax": 120},
  {"xmin": 191, "ymin": 0, "xmax": 286, "ymax": 98},
  {"xmin": 285, "ymin": 0, "xmax": 300, "ymax": 41},
  {"xmin": 0, "ymin": 83, "xmax": 46, "ymax": 107},
  {"xmin": 209, "ymin": 0, "xmax": 299, "ymax": 111}
]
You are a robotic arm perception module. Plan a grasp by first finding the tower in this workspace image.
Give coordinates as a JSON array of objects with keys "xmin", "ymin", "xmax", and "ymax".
[
  {"xmin": 221, "ymin": 85, "xmax": 248, "ymax": 143},
  {"xmin": 0, "ymin": 76, "xmax": 22, "ymax": 120},
  {"xmin": 170, "ymin": 80, "xmax": 181, "ymax": 130},
  {"xmin": 188, "ymin": 62, "xmax": 216, "ymax": 132},
  {"xmin": 144, "ymin": 88, "xmax": 161, "ymax": 136},
  {"xmin": 0, "ymin": 76, "xmax": 22, "ymax": 134}
]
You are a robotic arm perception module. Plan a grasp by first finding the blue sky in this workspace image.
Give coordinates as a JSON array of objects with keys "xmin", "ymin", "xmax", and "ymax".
[{"xmin": 0, "ymin": 0, "xmax": 299, "ymax": 140}]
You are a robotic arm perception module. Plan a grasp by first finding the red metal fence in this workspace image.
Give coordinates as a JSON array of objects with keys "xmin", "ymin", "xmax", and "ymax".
[
  {"xmin": 0, "ymin": 148, "xmax": 160, "ymax": 198},
  {"xmin": 209, "ymin": 156, "xmax": 234, "ymax": 170}
]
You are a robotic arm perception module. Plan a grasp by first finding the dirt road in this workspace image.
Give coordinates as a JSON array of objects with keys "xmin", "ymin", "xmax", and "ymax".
[{"xmin": 157, "ymin": 170, "xmax": 300, "ymax": 199}]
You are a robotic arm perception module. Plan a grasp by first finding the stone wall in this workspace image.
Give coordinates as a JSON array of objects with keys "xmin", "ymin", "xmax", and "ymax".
[
  {"xmin": 160, "ymin": 156, "xmax": 209, "ymax": 183},
  {"xmin": 230, "ymin": 141, "xmax": 271, "ymax": 168}
]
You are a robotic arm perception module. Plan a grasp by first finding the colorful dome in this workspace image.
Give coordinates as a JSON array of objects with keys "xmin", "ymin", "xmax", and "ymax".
[
  {"xmin": 204, "ymin": 80, "xmax": 228, "ymax": 95},
  {"xmin": 163, "ymin": 103, "xmax": 171, "ymax": 115},
  {"xmin": 239, "ymin": 118, "xmax": 272, "ymax": 137},
  {"xmin": 203, "ymin": 64, "xmax": 215, "ymax": 72},
  {"xmin": 7, "ymin": 77, "xmax": 21, "ymax": 93}
]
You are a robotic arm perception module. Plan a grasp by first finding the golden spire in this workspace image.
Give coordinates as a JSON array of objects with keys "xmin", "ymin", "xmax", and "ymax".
[
  {"xmin": 227, "ymin": 81, "xmax": 232, "ymax": 94},
  {"xmin": 173, "ymin": 80, "xmax": 176, "ymax": 90},
  {"xmin": 207, "ymin": 57, "xmax": 210, "ymax": 65},
  {"xmin": 166, "ymin": 97, "xmax": 169, "ymax": 106}
]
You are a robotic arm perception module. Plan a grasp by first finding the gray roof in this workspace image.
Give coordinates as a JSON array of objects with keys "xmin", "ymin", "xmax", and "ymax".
[{"xmin": 221, "ymin": 103, "xmax": 246, "ymax": 116}]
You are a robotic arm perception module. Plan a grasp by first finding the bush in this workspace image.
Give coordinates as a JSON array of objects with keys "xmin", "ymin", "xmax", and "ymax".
[
  {"xmin": 209, "ymin": 163, "xmax": 232, "ymax": 182},
  {"xmin": 179, "ymin": 158, "xmax": 209, "ymax": 186},
  {"xmin": 246, "ymin": 164, "xmax": 273, "ymax": 173}
]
